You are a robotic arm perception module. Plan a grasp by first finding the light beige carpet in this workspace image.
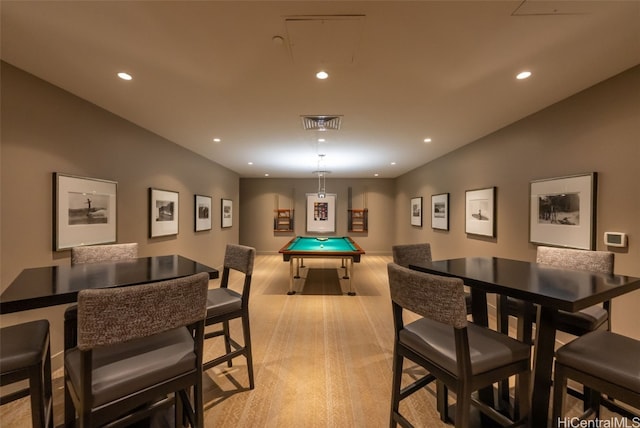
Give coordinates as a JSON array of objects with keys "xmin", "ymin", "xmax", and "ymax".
[{"xmin": 1, "ymin": 254, "xmax": 624, "ymax": 428}]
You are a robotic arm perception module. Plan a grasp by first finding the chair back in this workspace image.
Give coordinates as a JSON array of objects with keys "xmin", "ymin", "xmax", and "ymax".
[
  {"xmin": 536, "ymin": 246, "xmax": 614, "ymax": 274},
  {"xmin": 71, "ymin": 243, "xmax": 138, "ymax": 265},
  {"xmin": 221, "ymin": 244, "xmax": 256, "ymax": 299},
  {"xmin": 391, "ymin": 243, "xmax": 432, "ymax": 268},
  {"xmin": 223, "ymin": 244, "xmax": 255, "ymax": 275},
  {"xmin": 387, "ymin": 263, "xmax": 467, "ymax": 329},
  {"xmin": 77, "ymin": 272, "xmax": 209, "ymax": 350}
]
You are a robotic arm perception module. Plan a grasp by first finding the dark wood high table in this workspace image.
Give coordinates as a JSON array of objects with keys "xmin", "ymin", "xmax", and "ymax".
[
  {"xmin": 1, "ymin": 255, "xmax": 219, "ymax": 314},
  {"xmin": 409, "ymin": 257, "xmax": 640, "ymax": 428}
]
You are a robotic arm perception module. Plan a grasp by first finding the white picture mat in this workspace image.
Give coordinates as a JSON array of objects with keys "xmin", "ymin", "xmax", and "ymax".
[
  {"xmin": 465, "ymin": 187, "xmax": 495, "ymax": 237},
  {"xmin": 195, "ymin": 194, "xmax": 212, "ymax": 231},
  {"xmin": 306, "ymin": 193, "xmax": 336, "ymax": 233},
  {"xmin": 529, "ymin": 173, "xmax": 595, "ymax": 250},
  {"xmin": 150, "ymin": 188, "xmax": 179, "ymax": 237},
  {"xmin": 431, "ymin": 193, "xmax": 449, "ymax": 230},
  {"xmin": 55, "ymin": 173, "xmax": 117, "ymax": 250},
  {"xmin": 221, "ymin": 199, "xmax": 233, "ymax": 228},
  {"xmin": 410, "ymin": 197, "xmax": 422, "ymax": 227}
]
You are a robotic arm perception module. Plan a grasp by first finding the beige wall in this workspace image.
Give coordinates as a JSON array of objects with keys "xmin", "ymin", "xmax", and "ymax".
[
  {"xmin": 1, "ymin": 62, "xmax": 239, "ymax": 360},
  {"xmin": 394, "ymin": 65, "xmax": 640, "ymax": 338},
  {"xmin": 1, "ymin": 59, "xmax": 639, "ymax": 358},
  {"xmin": 239, "ymin": 177, "xmax": 395, "ymax": 254},
  {"xmin": 237, "ymin": 67, "xmax": 639, "ymax": 337}
]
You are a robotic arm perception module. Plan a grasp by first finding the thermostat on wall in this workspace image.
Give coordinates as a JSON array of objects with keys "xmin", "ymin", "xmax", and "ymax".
[{"xmin": 604, "ymin": 232, "xmax": 627, "ymax": 248}]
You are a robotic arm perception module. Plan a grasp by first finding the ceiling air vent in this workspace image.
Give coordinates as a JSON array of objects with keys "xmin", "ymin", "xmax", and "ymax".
[{"xmin": 301, "ymin": 115, "xmax": 342, "ymax": 131}]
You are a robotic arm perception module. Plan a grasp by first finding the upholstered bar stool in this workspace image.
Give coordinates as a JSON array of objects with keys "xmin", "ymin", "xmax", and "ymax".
[
  {"xmin": 203, "ymin": 244, "xmax": 256, "ymax": 389},
  {"xmin": 499, "ymin": 246, "xmax": 614, "ymax": 344},
  {"xmin": 392, "ymin": 243, "xmax": 472, "ymax": 314},
  {"xmin": 65, "ymin": 243, "xmax": 139, "ymax": 349},
  {"xmin": 387, "ymin": 263, "xmax": 531, "ymax": 428},
  {"xmin": 552, "ymin": 330, "xmax": 640, "ymax": 424},
  {"xmin": 64, "ymin": 273, "xmax": 209, "ymax": 427},
  {"xmin": 392, "ymin": 243, "xmax": 473, "ymax": 422},
  {"xmin": 0, "ymin": 320, "xmax": 54, "ymax": 428},
  {"xmin": 497, "ymin": 246, "xmax": 614, "ymax": 411}
]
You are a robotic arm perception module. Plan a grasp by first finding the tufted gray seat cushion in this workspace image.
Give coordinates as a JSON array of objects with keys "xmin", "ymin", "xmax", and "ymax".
[
  {"xmin": 401, "ymin": 318, "xmax": 531, "ymax": 376},
  {"xmin": 555, "ymin": 330, "xmax": 640, "ymax": 394},
  {"xmin": 0, "ymin": 320, "xmax": 50, "ymax": 373},
  {"xmin": 556, "ymin": 306, "xmax": 608, "ymax": 331},
  {"xmin": 507, "ymin": 298, "xmax": 608, "ymax": 332},
  {"xmin": 206, "ymin": 288, "xmax": 242, "ymax": 318},
  {"xmin": 65, "ymin": 327, "xmax": 195, "ymax": 407}
]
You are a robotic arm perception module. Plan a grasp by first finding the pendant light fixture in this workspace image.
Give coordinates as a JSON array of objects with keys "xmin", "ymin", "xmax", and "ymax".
[{"xmin": 313, "ymin": 154, "xmax": 329, "ymax": 198}]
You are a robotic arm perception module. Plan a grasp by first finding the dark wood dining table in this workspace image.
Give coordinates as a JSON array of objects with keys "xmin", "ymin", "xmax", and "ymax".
[
  {"xmin": 0, "ymin": 255, "xmax": 219, "ymax": 314},
  {"xmin": 409, "ymin": 256, "xmax": 640, "ymax": 428}
]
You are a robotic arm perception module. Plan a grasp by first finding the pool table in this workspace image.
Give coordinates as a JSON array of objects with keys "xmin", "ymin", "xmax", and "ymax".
[{"xmin": 279, "ymin": 236, "xmax": 365, "ymax": 295}]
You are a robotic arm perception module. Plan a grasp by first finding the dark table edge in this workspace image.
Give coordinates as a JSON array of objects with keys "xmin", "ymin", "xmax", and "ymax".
[
  {"xmin": 409, "ymin": 258, "xmax": 640, "ymax": 313},
  {"xmin": 1, "ymin": 260, "xmax": 218, "ymax": 315}
]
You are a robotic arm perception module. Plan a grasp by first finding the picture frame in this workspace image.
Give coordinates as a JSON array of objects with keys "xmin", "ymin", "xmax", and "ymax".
[
  {"xmin": 465, "ymin": 187, "xmax": 496, "ymax": 237},
  {"xmin": 54, "ymin": 173, "xmax": 117, "ymax": 251},
  {"xmin": 221, "ymin": 198, "xmax": 233, "ymax": 228},
  {"xmin": 149, "ymin": 188, "xmax": 179, "ymax": 237},
  {"xmin": 306, "ymin": 193, "xmax": 336, "ymax": 233},
  {"xmin": 194, "ymin": 194, "xmax": 212, "ymax": 232},
  {"xmin": 410, "ymin": 197, "xmax": 423, "ymax": 227},
  {"xmin": 529, "ymin": 172, "xmax": 597, "ymax": 250},
  {"xmin": 431, "ymin": 193, "xmax": 449, "ymax": 230}
]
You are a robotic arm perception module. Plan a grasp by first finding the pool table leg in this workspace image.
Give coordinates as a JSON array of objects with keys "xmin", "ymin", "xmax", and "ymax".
[
  {"xmin": 347, "ymin": 258, "xmax": 356, "ymax": 296},
  {"xmin": 294, "ymin": 257, "xmax": 301, "ymax": 279},
  {"xmin": 287, "ymin": 258, "xmax": 296, "ymax": 295}
]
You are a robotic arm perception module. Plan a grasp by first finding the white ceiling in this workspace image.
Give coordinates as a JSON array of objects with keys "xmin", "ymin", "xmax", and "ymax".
[{"xmin": 2, "ymin": 1, "xmax": 638, "ymax": 178}]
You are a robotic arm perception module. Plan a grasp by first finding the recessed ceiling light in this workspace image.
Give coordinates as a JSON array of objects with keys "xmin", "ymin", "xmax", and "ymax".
[
  {"xmin": 516, "ymin": 71, "xmax": 532, "ymax": 80},
  {"xmin": 117, "ymin": 72, "xmax": 132, "ymax": 81},
  {"xmin": 318, "ymin": 138, "xmax": 325, "ymax": 142},
  {"xmin": 374, "ymin": 173, "xmax": 379, "ymax": 177},
  {"xmin": 316, "ymin": 70, "xmax": 329, "ymax": 80},
  {"xmin": 391, "ymin": 162, "xmax": 396, "ymax": 165},
  {"xmin": 264, "ymin": 173, "xmax": 270, "ymax": 177},
  {"xmin": 248, "ymin": 162, "xmax": 253, "ymax": 165},
  {"xmin": 423, "ymin": 138, "xmax": 432, "ymax": 143},
  {"xmin": 212, "ymin": 138, "xmax": 221, "ymax": 143}
]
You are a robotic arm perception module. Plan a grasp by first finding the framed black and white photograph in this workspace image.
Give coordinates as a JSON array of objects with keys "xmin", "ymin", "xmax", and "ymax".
[
  {"xmin": 465, "ymin": 187, "xmax": 496, "ymax": 237},
  {"xmin": 431, "ymin": 193, "xmax": 449, "ymax": 231},
  {"xmin": 410, "ymin": 197, "xmax": 422, "ymax": 227},
  {"xmin": 306, "ymin": 193, "xmax": 336, "ymax": 233},
  {"xmin": 54, "ymin": 173, "xmax": 117, "ymax": 251},
  {"xmin": 530, "ymin": 173, "xmax": 597, "ymax": 250},
  {"xmin": 194, "ymin": 194, "xmax": 212, "ymax": 232},
  {"xmin": 221, "ymin": 198, "xmax": 233, "ymax": 228},
  {"xmin": 149, "ymin": 188, "xmax": 179, "ymax": 237}
]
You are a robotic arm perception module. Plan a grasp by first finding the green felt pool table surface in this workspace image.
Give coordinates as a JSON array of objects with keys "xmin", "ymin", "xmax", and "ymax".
[{"xmin": 279, "ymin": 236, "xmax": 365, "ymax": 261}]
